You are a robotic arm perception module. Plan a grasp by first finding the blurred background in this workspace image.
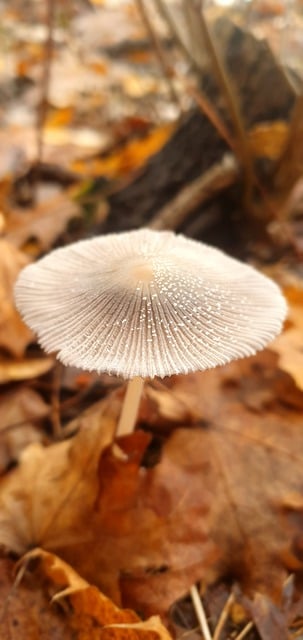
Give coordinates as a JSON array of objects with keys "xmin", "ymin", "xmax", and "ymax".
[{"xmin": 0, "ymin": 0, "xmax": 302, "ymax": 260}]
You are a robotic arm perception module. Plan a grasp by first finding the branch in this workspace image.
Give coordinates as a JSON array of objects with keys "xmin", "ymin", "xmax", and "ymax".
[{"xmin": 149, "ymin": 154, "xmax": 239, "ymax": 231}]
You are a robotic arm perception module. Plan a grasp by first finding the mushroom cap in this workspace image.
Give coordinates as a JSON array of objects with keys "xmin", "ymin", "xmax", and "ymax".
[{"xmin": 14, "ymin": 228, "xmax": 287, "ymax": 379}]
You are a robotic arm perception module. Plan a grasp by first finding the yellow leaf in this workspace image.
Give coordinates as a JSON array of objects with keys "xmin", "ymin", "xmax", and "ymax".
[
  {"xmin": 72, "ymin": 124, "xmax": 174, "ymax": 179},
  {"xmin": 272, "ymin": 284, "xmax": 303, "ymax": 390},
  {"xmin": 0, "ymin": 240, "xmax": 33, "ymax": 356},
  {"xmin": 248, "ymin": 121, "xmax": 288, "ymax": 160},
  {"xmin": 45, "ymin": 106, "xmax": 75, "ymax": 128},
  {"xmin": 0, "ymin": 356, "xmax": 54, "ymax": 383}
]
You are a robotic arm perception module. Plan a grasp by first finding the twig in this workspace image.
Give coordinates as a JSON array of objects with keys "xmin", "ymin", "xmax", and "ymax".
[
  {"xmin": 0, "ymin": 416, "xmax": 50, "ymax": 437},
  {"xmin": 155, "ymin": 0, "xmax": 253, "ymax": 191},
  {"xmin": 234, "ymin": 621, "xmax": 254, "ymax": 640},
  {"xmin": 213, "ymin": 592, "xmax": 235, "ymax": 640},
  {"xmin": 190, "ymin": 585, "xmax": 213, "ymax": 640},
  {"xmin": 0, "ymin": 557, "xmax": 30, "ymax": 624},
  {"xmin": 51, "ymin": 362, "xmax": 63, "ymax": 439},
  {"xmin": 153, "ymin": 0, "xmax": 202, "ymax": 74},
  {"xmin": 185, "ymin": 0, "xmax": 254, "ymax": 201},
  {"xmin": 135, "ymin": 0, "xmax": 182, "ymax": 109},
  {"xmin": 183, "ymin": 0, "xmax": 205, "ymax": 70},
  {"xmin": 153, "ymin": 2, "xmax": 241, "ymax": 158},
  {"xmin": 149, "ymin": 154, "xmax": 238, "ymax": 231},
  {"xmin": 37, "ymin": 0, "xmax": 56, "ymax": 165},
  {"xmin": 274, "ymin": 95, "xmax": 303, "ymax": 195},
  {"xmin": 185, "ymin": 81, "xmax": 236, "ymax": 153}
]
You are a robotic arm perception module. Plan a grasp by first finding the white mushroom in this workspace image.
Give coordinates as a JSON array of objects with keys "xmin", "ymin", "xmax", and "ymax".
[{"xmin": 14, "ymin": 228, "xmax": 287, "ymax": 436}]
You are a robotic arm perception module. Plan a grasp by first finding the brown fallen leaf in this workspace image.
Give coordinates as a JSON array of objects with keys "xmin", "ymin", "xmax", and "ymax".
[
  {"xmin": 0, "ymin": 550, "xmax": 172, "ymax": 640},
  {"xmin": 241, "ymin": 592, "xmax": 289, "ymax": 640},
  {"xmin": 0, "ymin": 356, "xmax": 54, "ymax": 384},
  {"xmin": 1, "ymin": 339, "xmax": 303, "ymax": 615},
  {"xmin": 248, "ymin": 121, "xmax": 288, "ymax": 161},
  {"xmin": 274, "ymin": 96, "xmax": 303, "ymax": 196},
  {"xmin": 0, "ymin": 556, "xmax": 74, "ymax": 640},
  {"xmin": 32, "ymin": 550, "xmax": 172, "ymax": 640},
  {"xmin": 0, "ymin": 390, "xmax": 215, "ymax": 614},
  {"xmin": 6, "ymin": 191, "xmax": 81, "ymax": 254},
  {"xmin": 0, "ymin": 239, "xmax": 33, "ymax": 356},
  {"xmin": 271, "ymin": 284, "xmax": 303, "ymax": 391},
  {"xmin": 72, "ymin": 124, "xmax": 174, "ymax": 179},
  {"xmin": 137, "ymin": 352, "xmax": 303, "ymax": 607},
  {"xmin": 0, "ymin": 387, "xmax": 49, "ymax": 473},
  {"xmin": 0, "ymin": 395, "xmax": 117, "ymax": 555}
]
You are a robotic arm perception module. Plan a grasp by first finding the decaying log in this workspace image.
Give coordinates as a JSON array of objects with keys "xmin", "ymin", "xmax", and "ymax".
[{"xmin": 100, "ymin": 19, "xmax": 296, "ymax": 242}]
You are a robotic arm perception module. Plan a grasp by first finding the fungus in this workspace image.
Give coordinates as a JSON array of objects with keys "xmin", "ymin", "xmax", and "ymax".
[{"xmin": 14, "ymin": 228, "xmax": 287, "ymax": 436}]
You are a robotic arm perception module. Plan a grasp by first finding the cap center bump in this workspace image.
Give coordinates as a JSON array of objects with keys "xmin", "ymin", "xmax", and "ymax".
[{"xmin": 130, "ymin": 261, "xmax": 154, "ymax": 284}]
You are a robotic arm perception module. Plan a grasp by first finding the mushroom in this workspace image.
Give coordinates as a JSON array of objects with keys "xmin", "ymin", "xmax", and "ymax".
[{"xmin": 14, "ymin": 228, "xmax": 287, "ymax": 436}]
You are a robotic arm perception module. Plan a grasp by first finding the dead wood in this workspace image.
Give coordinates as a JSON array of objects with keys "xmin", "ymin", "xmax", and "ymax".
[{"xmin": 100, "ymin": 19, "xmax": 296, "ymax": 244}]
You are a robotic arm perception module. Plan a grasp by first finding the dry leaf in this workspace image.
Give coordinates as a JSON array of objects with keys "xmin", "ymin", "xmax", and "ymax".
[
  {"xmin": 272, "ymin": 285, "xmax": 303, "ymax": 390},
  {"xmin": 0, "ymin": 550, "xmax": 172, "ymax": 640},
  {"xmin": 0, "ymin": 356, "xmax": 54, "ymax": 383},
  {"xmin": 138, "ymin": 353, "xmax": 303, "ymax": 606},
  {"xmin": 72, "ymin": 125, "xmax": 174, "ymax": 179},
  {"xmin": 6, "ymin": 192, "xmax": 81, "ymax": 253},
  {"xmin": 241, "ymin": 592, "xmax": 289, "ymax": 640},
  {"xmin": 0, "ymin": 395, "xmax": 118, "ymax": 554},
  {"xmin": 1, "ymin": 352, "xmax": 303, "ymax": 615},
  {"xmin": 45, "ymin": 107, "xmax": 75, "ymax": 128},
  {"xmin": 274, "ymin": 96, "xmax": 303, "ymax": 194},
  {"xmin": 0, "ymin": 556, "xmax": 74, "ymax": 639},
  {"xmin": 0, "ymin": 239, "xmax": 33, "ymax": 356},
  {"xmin": 248, "ymin": 121, "xmax": 288, "ymax": 161},
  {"xmin": 30, "ymin": 550, "xmax": 172, "ymax": 640},
  {"xmin": 0, "ymin": 390, "xmax": 215, "ymax": 614},
  {"xmin": 0, "ymin": 387, "xmax": 49, "ymax": 472}
]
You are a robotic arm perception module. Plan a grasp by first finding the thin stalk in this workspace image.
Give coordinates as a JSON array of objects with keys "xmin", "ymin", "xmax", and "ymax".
[
  {"xmin": 187, "ymin": 0, "xmax": 254, "ymax": 200},
  {"xmin": 183, "ymin": 0, "xmax": 204, "ymax": 69},
  {"xmin": 116, "ymin": 376, "xmax": 145, "ymax": 438},
  {"xmin": 190, "ymin": 585, "xmax": 213, "ymax": 640},
  {"xmin": 149, "ymin": 154, "xmax": 238, "ymax": 231},
  {"xmin": 135, "ymin": 0, "xmax": 182, "ymax": 109},
  {"xmin": 153, "ymin": 0, "xmax": 239, "ymax": 155},
  {"xmin": 213, "ymin": 592, "xmax": 235, "ymax": 640},
  {"xmin": 37, "ymin": 0, "xmax": 55, "ymax": 165},
  {"xmin": 153, "ymin": 0, "xmax": 202, "ymax": 74},
  {"xmin": 234, "ymin": 621, "xmax": 254, "ymax": 640},
  {"xmin": 185, "ymin": 81, "xmax": 236, "ymax": 152}
]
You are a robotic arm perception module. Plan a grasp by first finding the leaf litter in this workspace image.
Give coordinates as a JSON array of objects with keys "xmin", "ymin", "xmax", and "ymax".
[
  {"xmin": 0, "ymin": 346, "xmax": 303, "ymax": 626},
  {"xmin": 0, "ymin": 239, "xmax": 33, "ymax": 356},
  {"xmin": 0, "ymin": 550, "xmax": 171, "ymax": 640}
]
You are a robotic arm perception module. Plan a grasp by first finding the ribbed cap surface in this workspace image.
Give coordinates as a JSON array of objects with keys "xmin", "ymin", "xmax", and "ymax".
[{"xmin": 14, "ymin": 229, "xmax": 287, "ymax": 379}]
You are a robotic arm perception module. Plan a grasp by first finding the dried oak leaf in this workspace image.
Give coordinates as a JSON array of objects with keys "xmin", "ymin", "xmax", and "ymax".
[
  {"xmin": 0, "ymin": 239, "xmax": 33, "ymax": 356},
  {"xmin": 0, "ymin": 395, "xmax": 118, "ymax": 554},
  {"xmin": 247, "ymin": 121, "xmax": 289, "ymax": 162},
  {"xmin": 0, "ymin": 556, "xmax": 73, "ymax": 640},
  {"xmin": 0, "ymin": 355, "xmax": 54, "ymax": 384},
  {"xmin": 0, "ymin": 391, "xmax": 215, "ymax": 615},
  {"xmin": 241, "ymin": 592, "xmax": 289, "ymax": 640},
  {"xmin": 72, "ymin": 125, "xmax": 174, "ymax": 179},
  {"xmin": 6, "ymin": 192, "xmax": 81, "ymax": 255},
  {"xmin": 31, "ymin": 550, "xmax": 171, "ymax": 640},
  {"xmin": 1, "ymin": 351, "xmax": 303, "ymax": 616},
  {"xmin": 0, "ymin": 550, "xmax": 172, "ymax": 640},
  {"xmin": 139, "ymin": 351, "xmax": 303, "ymax": 602},
  {"xmin": 272, "ymin": 284, "xmax": 303, "ymax": 391}
]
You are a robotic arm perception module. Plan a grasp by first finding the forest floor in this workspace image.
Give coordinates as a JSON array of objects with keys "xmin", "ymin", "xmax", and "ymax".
[{"xmin": 1, "ymin": 1, "xmax": 303, "ymax": 639}]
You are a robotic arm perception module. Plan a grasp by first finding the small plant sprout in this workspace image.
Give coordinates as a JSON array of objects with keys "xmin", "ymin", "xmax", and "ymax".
[{"xmin": 14, "ymin": 228, "xmax": 287, "ymax": 437}]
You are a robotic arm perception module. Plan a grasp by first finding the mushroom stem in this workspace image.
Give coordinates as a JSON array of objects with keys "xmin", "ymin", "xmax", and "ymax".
[{"xmin": 116, "ymin": 376, "xmax": 145, "ymax": 438}]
